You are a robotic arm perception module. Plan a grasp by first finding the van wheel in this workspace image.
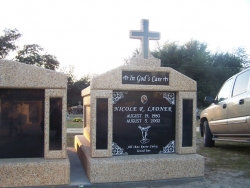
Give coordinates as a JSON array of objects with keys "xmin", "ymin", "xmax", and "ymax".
[{"xmin": 203, "ymin": 121, "xmax": 214, "ymax": 147}]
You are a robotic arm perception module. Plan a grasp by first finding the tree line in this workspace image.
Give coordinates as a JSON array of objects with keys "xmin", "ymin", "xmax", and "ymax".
[
  {"xmin": 150, "ymin": 40, "xmax": 249, "ymax": 107},
  {"xmin": 1, "ymin": 28, "xmax": 249, "ymax": 108}
]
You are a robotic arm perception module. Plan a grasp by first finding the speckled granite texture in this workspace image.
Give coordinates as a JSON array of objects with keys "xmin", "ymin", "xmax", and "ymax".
[
  {"xmin": 0, "ymin": 157, "xmax": 70, "ymax": 187},
  {"xmin": 0, "ymin": 60, "xmax": 67, "ymax": 88},
  {"xmin": 127, "ymin": 53, "xmax": 161, "ymax": 67},
  {"xmin": 82, "ymin": 66, "xmax": 198, "ymax": 157},
  {"xmin": 90, "ymin": 65, "xmax": 196, "ymax": 91},
  {"xmin": 79, "ymin": 51, "xmax": 204, "ymax": 183},
  {"xmin": 44, "ymin": 89, "xmax": 67, "ymax": 159},
  {"xmin": 0, "ymin": 60, "xmax": 70, "ymax": 187},
  {"xmin": 75, "ymin": 135, "xmax": 204, "ymax": 183}
]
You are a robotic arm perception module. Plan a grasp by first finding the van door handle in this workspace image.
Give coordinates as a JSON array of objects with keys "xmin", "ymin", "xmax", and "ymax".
[
  {"xmin": 223, "ymin": 104, "xmax": 227, "ymax": 109},
  {"xmin": 239, "ymin": 99, "xmax": 244, "ymax": 105}
]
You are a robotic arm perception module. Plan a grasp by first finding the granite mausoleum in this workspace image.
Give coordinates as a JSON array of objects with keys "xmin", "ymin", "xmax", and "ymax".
[
  {"xmin": 0, "ymin": 60, "xmax": 69, "ymax": 187},
  {"xmin": 75, "ymin": 19, "xmax": 204, "ymax": 183}
]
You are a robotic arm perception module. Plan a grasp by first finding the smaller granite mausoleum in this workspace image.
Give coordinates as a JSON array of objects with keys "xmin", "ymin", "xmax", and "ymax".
[{"xmin": 0, "ymin": 59, "xmax": 70, "ymax": 187}]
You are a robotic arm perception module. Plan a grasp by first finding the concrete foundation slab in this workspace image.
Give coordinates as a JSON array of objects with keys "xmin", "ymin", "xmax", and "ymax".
[{"xmin": 75, "ymin": 135, "xmax": 204, "ymax": 184}]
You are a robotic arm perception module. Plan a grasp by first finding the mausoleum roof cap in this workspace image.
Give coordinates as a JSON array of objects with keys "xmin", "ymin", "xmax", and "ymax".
[{"xmin": 0, "ymin": 59, "xmax": 67, "ymax": 89}]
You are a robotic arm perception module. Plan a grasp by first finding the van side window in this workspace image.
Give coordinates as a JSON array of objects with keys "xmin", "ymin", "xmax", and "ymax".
[
  {"xmin": 216, "ymin": 78, "xmax": 233, "ymax": 102},
  {"xmin": 232, "ymin": 70, "xmax": 250, "ymax": 97}
]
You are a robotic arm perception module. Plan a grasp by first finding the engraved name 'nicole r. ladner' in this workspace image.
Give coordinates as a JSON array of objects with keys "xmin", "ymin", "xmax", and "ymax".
[{"xmin": 113, "ymin": 106, "xmax": 172, "ymax": 112}]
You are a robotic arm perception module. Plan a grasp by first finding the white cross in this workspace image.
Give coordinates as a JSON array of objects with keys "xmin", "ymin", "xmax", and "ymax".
[{"xmin": 130, "ymin": 19, "xmax": 160, "ymax": 59}]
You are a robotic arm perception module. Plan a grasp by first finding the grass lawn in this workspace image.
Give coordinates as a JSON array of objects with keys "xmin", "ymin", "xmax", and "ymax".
[
  {"xmin": 196, "ymin": 132, "xmax": 250, "ymax": 177},
  {"xmin": 67, "ymin": 121, "xmax": 83, "ymax": 128},
  {"xmin": 66, "ymin": 120, "xmax": 83, "ymax": 147},
  {"xmin": 196, "ymin": 119, "xmax": 250, "ymax": 176}
]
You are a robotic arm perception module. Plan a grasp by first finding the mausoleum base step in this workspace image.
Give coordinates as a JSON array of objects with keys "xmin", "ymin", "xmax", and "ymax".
[
  {"xmin": 74, "ymin": 135, "xmax": 204, "ymax": 184},
  {"xmin": 0, "ymin": 157, "xmax": 70, "ymax": 187}
]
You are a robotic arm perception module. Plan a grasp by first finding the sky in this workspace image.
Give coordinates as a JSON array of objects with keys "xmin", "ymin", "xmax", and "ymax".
[{"xmin": 1, "ymin": 0, "xmax": 250, "ymax": 79}]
